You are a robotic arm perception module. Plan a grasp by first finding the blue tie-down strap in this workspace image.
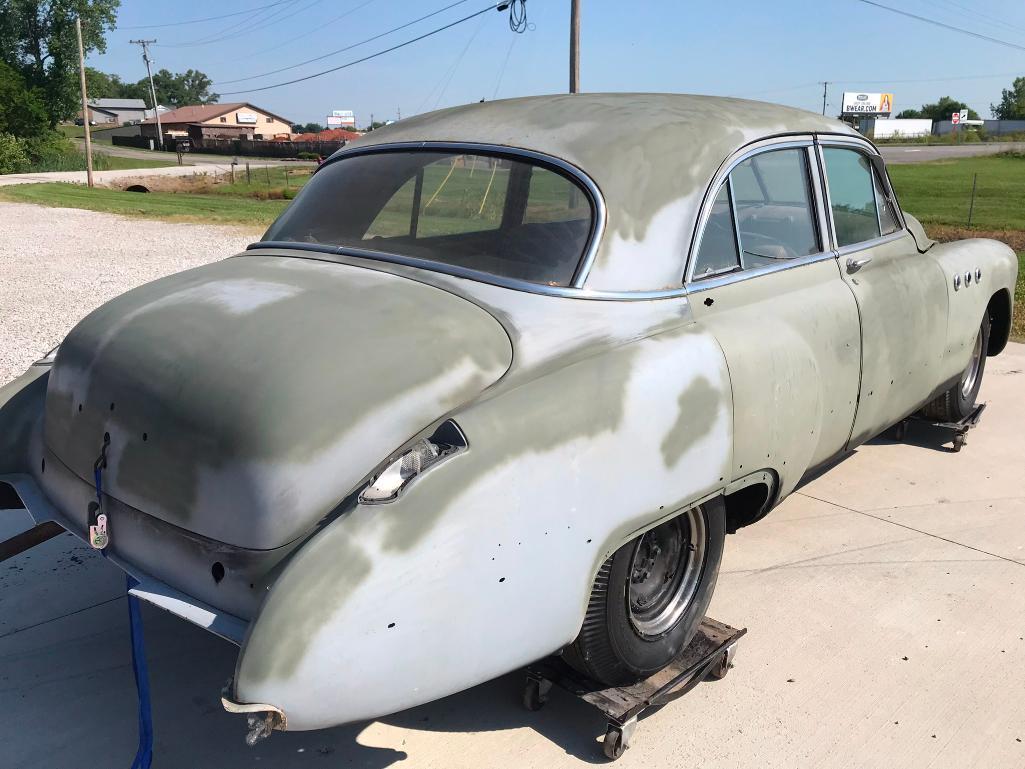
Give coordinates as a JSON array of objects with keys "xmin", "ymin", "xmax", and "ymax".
[{"xmin": 126, "ymin": 575, "xmax": 154, "ymax": 769}]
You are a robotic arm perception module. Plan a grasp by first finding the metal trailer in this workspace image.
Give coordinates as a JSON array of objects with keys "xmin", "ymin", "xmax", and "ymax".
[{"xmin": 522, "ymin": 617, "xmax": 746, "ymax": 760}]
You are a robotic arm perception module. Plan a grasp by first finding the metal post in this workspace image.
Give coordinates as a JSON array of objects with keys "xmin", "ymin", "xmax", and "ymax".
[
  {"xmin": 246, "ymin": 162, "xmax": 251, "ymax": 184},
  {"xmin": 130, "ymin": 39, "xmax": 163, "ymax": 149},
  {"xmin": 967, "ymin": 172, "xmax": 978, "ymax": 225},
  {"xmin": 570, "ymin": 0, "xmax": 581, "ymax": 93},
  {"xmin": 75, "ymin": 17, "xmax": 94, "ymax": 187}
]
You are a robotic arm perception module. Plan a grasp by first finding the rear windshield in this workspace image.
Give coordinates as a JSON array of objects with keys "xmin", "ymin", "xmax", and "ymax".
[{"xmin": 262, "ymin": 150, "xmax": 594, "ymax": 286}]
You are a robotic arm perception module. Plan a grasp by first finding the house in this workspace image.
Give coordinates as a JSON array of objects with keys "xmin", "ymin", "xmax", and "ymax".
[
  {"xmin": 87, "ymin": 98, "xmax": 150, "ymax": 125},
  {"xmin": 140, "ymin": 103, "xmax": 293, "ymax": 140}
]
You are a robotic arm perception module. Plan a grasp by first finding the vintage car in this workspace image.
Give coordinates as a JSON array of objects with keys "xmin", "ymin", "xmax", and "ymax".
[{"xmin": 0, "ymin": 94, "xmax": 1017, "ymax": 736}]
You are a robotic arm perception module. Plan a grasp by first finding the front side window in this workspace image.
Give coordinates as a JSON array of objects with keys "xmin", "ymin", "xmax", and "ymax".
[
  {"xmin": 263, "ymin": 151, "xmax": 594, "ymax": 286},
  {"xmin": 822, "ymin": 148, "xmax": 882, "ymax": 247},
  {"xmin": 873, "ymin": 167, "xmax": 901, "ymax": 235}
]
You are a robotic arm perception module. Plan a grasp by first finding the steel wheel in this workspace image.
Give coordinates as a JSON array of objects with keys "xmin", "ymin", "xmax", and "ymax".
[
  {"xmin": 960, "ymin": 328, "xmax": 984, "ymax": 399},
  {"xmin": 627, "ymin": 509, "xmax": 707, "ymax": 638}
]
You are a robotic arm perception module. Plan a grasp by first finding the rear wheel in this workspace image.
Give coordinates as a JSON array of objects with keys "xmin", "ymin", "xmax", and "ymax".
[
  {"xmin": 564, "ymin": 500, "xmax": 725, "ymax": 686},
  {"xmin": 922, "ymin": 313, "xmax": 990, "ymax": 423}
]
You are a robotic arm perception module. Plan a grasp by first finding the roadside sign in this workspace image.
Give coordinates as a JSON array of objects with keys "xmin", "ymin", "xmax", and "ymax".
[
  {"xmin": 951, "ymin": 111, "xmax": 960, "ymax": 125},
  {"xmin": 841, "ymin": 92, "xmax": 895, "ymax": 116},
  {"xmin": 959, "ymin": 109, "xmax": 969, "ymax": 123}
]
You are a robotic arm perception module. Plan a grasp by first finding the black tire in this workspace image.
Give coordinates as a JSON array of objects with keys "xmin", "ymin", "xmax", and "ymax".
[
  {"xmin": 922, "ymin": 313, "xmax": 990, "ymax": 422},
  {"xmin": 564, "ymin": 499, "xmax": 725, "ymax": 686}
]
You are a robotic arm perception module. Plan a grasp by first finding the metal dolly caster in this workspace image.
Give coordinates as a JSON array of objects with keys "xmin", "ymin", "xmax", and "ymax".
[
  {"xmin": 522, "ymin": 617, "xmax": 746, "ymax": 760},
  {"xmin": 892, "ymin": 402, "xmax": 986, "ymax": 452}
]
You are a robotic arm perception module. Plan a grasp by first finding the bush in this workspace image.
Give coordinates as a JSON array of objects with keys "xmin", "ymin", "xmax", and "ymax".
[
  {"xmin": 296, "ymin": 151, "xmax": 320, "ymax": 160},
  {"xmin": 0, "ymin": 132, "xmax": 30, "ymax": 174}
]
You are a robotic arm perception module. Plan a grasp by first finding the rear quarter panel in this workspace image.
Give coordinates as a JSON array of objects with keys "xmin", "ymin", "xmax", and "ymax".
[{"xmin": 234, "ymin": 318, "xmax": 734, "ymax": 729}]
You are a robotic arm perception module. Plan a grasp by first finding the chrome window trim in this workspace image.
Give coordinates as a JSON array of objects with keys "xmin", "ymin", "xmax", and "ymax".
[
  {"xmin": 686, "ymin": 251, "xmax": 838, "ymax": 294},
  {"xmin": 686, "ymin": 136, "xmax": 830, "ymax": 287},
  {"xmin": 301, "ymin": 140, "xmax": 608, "ymax": 290},
  {"xmin": 245, "ymin": 242, "xmax": 690, "ymax": 301},
  {"xmin": 835, "ymin": 229, "xmax": 908, "ymax": 258}
]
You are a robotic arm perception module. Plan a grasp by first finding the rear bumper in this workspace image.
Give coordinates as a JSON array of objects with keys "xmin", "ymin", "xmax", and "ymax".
[{"xmin": 2, "ymin": 472, "xmax": 248, "ymax": 645}]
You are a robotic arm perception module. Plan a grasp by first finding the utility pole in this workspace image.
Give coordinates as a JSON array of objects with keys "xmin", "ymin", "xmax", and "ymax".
[
  {"xmin": 130, "ymin": 39, "xmax": 163, "ymax": 149},
  {"xmin": 569, "ymin": 0, "xmax": 580, "ymax": 93},
  {"xmin": 75, "ymin": 17, "xmax": 94, "ymax": 187},
  {"xmin": 820, "ymin": 81, "xmax": 829, "ymax": 116}
]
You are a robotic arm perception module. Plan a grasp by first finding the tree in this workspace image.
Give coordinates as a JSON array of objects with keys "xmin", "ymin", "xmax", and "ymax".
[
  {"xmin": 895, "ymin": 108, "xmax": 923, "ymax": 119},
  {"xmin": 149, "ymin": 68, "xmax": 218, "ymax": 107},
  {"xmin": 917, "ymin": 96, "xmax": 979, "ymax": 122},
  {"xmin": 991, "ymin": 76, "xmax": 1025, "ymax": 120},
  {"xmin": 301, "ymin": 122, "xmax": 323, "ymax": 134},
  {"xmin": 0, "ymin": 60, "xmax": 49, "ymax": 136},
  {"xmin": 0, "ymin": 0, "xmax": 120, "ymax": 127}
]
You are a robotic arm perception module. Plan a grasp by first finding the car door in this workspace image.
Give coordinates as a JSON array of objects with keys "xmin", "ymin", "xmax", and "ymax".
[
  {"xmin": 817, "ymin": 138, "xmax": 949, "ymax": 447},
  {"xmin": 687, "ymin": 137, "xmax": 862, "ymax": 497}
]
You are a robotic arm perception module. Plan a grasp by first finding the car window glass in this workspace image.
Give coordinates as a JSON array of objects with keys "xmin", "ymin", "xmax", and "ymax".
[
  {"xmin": 873, "ymin": 167, "xmax": 900, "ymax": 235},
  {"xmin": 692, "ymin": 183, "xmax": 740, "ymax": 279},
  {"xmin": 823, "ymin": 148, "xmax": 881, "ymax": 246},
  {"xmin": 264, "ymin": 151, "xmax": 594, "ymax": 286},
  {"xmin": 730, "ymin": 148, "xmax": 819, "ymax": 268}
]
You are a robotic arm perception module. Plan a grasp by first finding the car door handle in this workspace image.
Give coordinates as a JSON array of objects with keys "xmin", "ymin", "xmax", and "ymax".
[{"xmin": 846, "ymin": 256, "xmax": 872, "ymax": 273}]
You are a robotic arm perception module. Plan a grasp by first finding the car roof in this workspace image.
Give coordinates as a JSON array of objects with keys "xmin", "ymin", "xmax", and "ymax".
[{"xmin": 348, "ymin": 93, "xmax": 862, "ymax": 292}]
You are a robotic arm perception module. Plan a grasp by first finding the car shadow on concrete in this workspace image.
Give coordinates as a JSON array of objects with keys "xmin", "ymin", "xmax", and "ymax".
[{"xmin": 865, "ymin": 421, "xmax": 961, "ymax": 453}]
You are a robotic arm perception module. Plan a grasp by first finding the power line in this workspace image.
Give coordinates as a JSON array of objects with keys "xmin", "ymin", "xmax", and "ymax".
[
  {"xmin": 157, "ymin": 0, "xmax": 322, "ymax": 48},
  {"xmin": 856, "ymin": 0, "xmax": 1025, "ymax": 52},
  {"xmin": 255, "ymin": 0, "xmax": 380, "ymax": 58},
  {"xmin": 739, "ymin": 70, "xmax": 1024, "ymax": 99},
  {"xmin": 116, "ymin": 1, "xmax": 292, "ymax": 30},
  {"xmin": 214, "ymin": 0, "xmax": 473, "ymax": 85},
  {"xmin": 218, "ymin": 1, "xmax": 505, "ymax": 95}
]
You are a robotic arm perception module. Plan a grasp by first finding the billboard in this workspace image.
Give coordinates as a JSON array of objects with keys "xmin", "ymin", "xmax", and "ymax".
[
  {"xmin": 327, "ymin": 109, "xmax": 356, "ymax": 127},
  {"xmin": 841, "ymin": 92, "xmax": 894, "ymax": 116}
]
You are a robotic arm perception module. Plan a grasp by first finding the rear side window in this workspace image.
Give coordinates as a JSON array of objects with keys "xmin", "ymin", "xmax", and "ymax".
[
  {"xmin": 730, "ymin": 148, "xmax": 819, "ymax": 268},
  {"xmin": 822, "ymin": 148, "xmax": 881, "ymax": 247},
  {"xmin": 692, "ymin": 183, "xmax": 740, "ymax": 278},
  {"xmin": 263, "ymin": 151, "xmax": 594, "ymax": 286},
  {"xmin": 691, "ymin": 146, "xmax": 820, "ymax": 280}
]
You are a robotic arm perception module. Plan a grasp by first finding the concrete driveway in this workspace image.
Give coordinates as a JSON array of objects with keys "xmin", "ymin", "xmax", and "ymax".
[{"xmin": 2, "ymin": 349, "xmax": 1023, "ymax": 768}]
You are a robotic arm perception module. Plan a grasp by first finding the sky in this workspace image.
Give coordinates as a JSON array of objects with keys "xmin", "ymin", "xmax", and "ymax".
[{"xmin": 88, "ymin": 0, "xmax": 1025, "ymax": 126}]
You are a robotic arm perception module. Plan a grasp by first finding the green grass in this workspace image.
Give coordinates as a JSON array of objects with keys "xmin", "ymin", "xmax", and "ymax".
[
  {"xmin": 93, "ymin": 154, "xmax": 178, "ymax": 170},
  {"xmin": 888, "ymin": 153, "xmax": 1025, "ymax": 231},
  {"xmin": 888, "ymin": 154, "xmax": 1025, "ymax": 341},
  {"xmin": 59, "ymin": 124, "xmax": 119, "ymax": 143},
  {"xmin": 0, "ymin": 182, "xmax": 287, "ymax": 227}
]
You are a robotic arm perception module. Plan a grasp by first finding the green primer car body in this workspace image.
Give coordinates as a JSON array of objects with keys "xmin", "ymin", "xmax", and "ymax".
[{"xmin": 0, "ymin": 94, "xmax": 1016, "ymax": 732}]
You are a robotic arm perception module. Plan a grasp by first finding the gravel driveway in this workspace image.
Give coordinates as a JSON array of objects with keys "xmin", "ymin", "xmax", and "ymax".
[{"xmin": 0, "ymin": 202, "xmax": 255, "ymax": 383}]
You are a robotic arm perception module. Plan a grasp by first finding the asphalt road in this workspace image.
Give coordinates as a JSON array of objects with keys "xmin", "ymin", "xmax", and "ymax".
[
  {"xmin": 879, "ymin": 141, "xmax": 1025, "ymax": 163},
  {"xmin": 1, "ymin": 207, "xmax": 1023, "ymax": 768}
]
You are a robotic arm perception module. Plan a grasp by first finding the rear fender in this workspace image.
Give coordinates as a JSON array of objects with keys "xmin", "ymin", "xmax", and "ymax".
[
  {"xmin": 232, "ymin": 323, "xmax": 733, "ymax": 730},
  {"xmin": 928, "ymin": 239, "xmax": 1018, "ymax": 383},
  {"xmin": 0, "ymin": 365, "xmax": 49, "ymax": 477}
]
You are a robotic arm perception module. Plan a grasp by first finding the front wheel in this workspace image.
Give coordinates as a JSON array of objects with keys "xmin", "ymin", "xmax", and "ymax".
[
  {"xmin": 563, "ymin": 500, "xmax": 725, "ymax": 686},
  {"xmin": 922, "ymin": 313, "xmax": 990, "ymax": 423}
]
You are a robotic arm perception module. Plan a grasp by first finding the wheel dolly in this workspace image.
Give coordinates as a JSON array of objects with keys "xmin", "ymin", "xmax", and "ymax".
[
  {"xmin": 891, "ymin": 402, "xmax": 986, "ymax": 452},
  {"xmin": 522, "ymin": 617, "xmax": 746, "ymax": 760}
]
